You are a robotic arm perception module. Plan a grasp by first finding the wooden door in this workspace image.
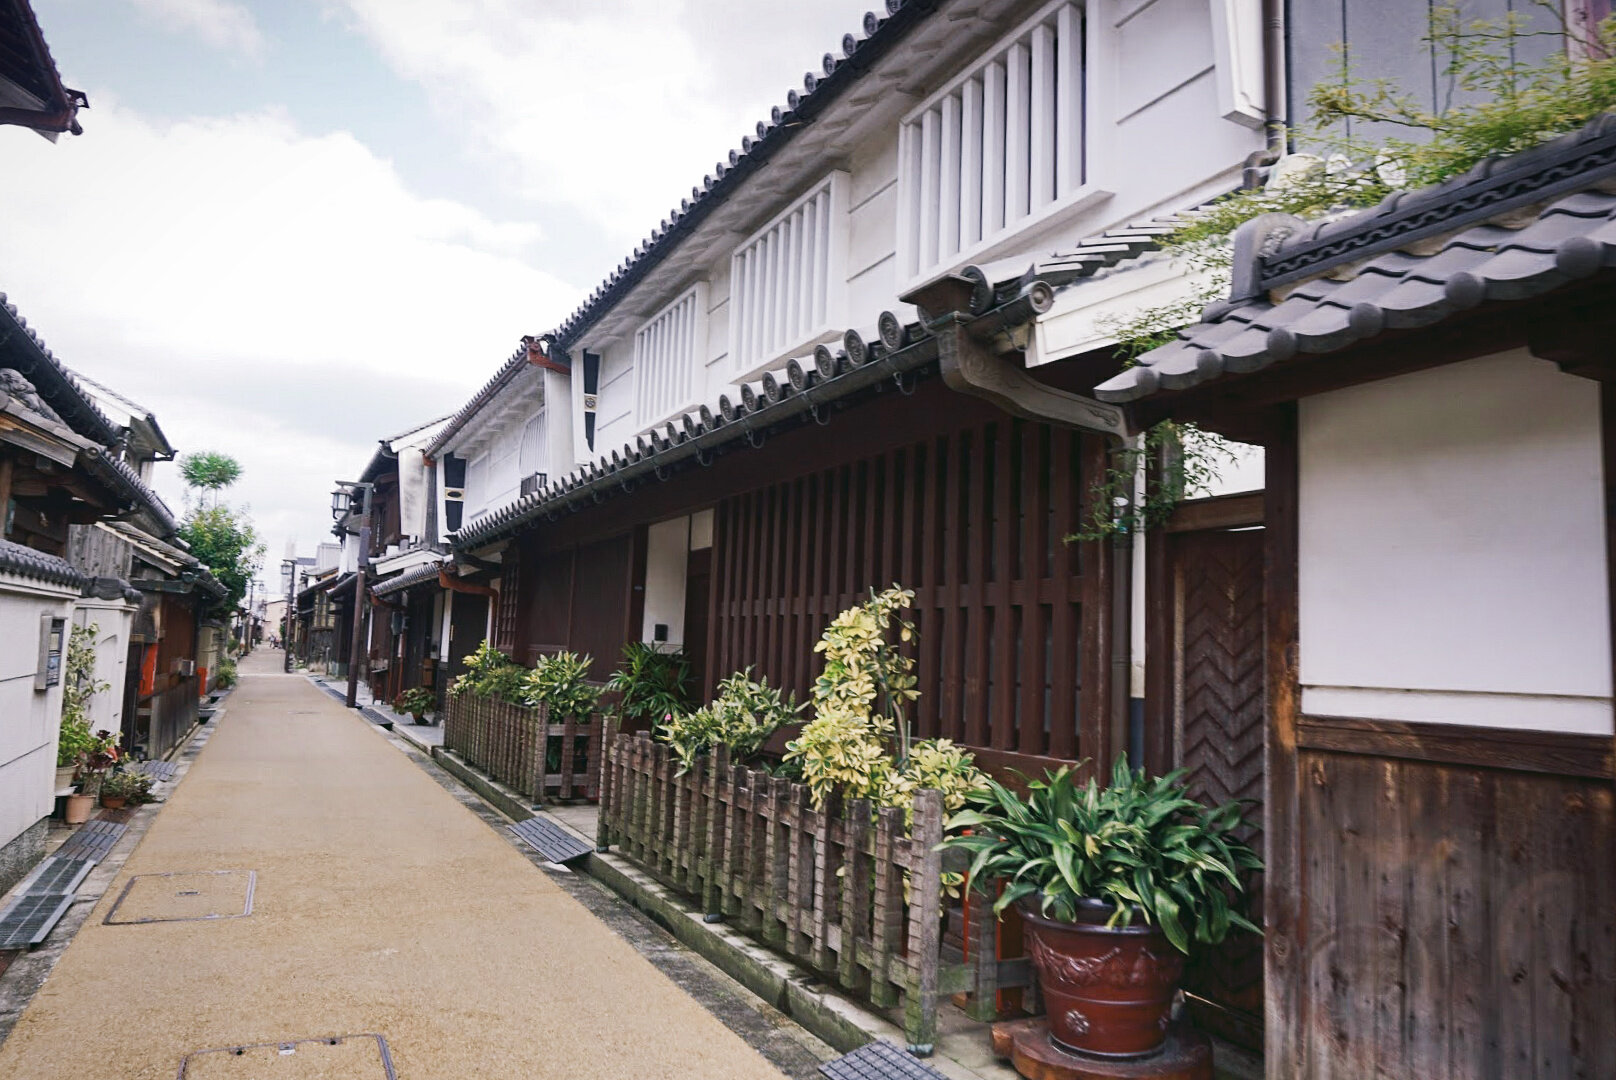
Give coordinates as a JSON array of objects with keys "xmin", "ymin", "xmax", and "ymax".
[
  {"xmin": 1146, "ymin": 496, "xmax": 1266, "ymax": 1051},
  {"xmin": 446, "ymin": 593, "xmax": 488, "ymax": 685},
  {"xmin": 684, "ymin": 546, "xmax": 712, "ymax": 698}
]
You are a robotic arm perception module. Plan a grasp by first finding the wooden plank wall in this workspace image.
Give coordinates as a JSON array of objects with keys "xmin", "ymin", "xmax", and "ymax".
[
  {"xmin": 709, "ymin": 416, "xmax": 1098, "ymax": 768},
  {"xmin": 1293, "ymin": 745, "xmax": 1615, "ymax": 1079}
]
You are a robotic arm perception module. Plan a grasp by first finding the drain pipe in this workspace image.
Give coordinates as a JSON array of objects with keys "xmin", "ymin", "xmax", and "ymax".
[
  {"xmin": 1241, "ymin": 0, "xmax": 1289, "ymax": 190},
  {"xmin": 925, "ymin": 280, "xmax": 1135, "ymax": 766}
]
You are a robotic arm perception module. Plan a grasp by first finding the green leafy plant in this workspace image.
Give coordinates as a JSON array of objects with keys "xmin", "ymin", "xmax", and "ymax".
[
  {"xmin": 100, "ymin": 768, "xmax": 155, "ymax": 804},
  {"xmin": 75, "ymin": 729, "xmax": 121, "ymax": 795},
  {"xmin": 1068, "ymin": 422, "xmax": 1242, "ymax": 542},
  {"xmin": 393, "ymin": 686, "xmax": 435, "ymax": 717},
  {"xmin": 179, "ymin": 450, "xmax": 242, "ymax": 497},
  {"xmin": 449, "ymin": 640, "xmax": 529, "ymax": 703},
  {"xmin": 60, "ymin": 623, "xmax": 109, "ymax": 734},
  {"xmin": 942, "ymin": 757, "xmax": 1261, "ymax": 954},
  {"xmin": 525, "ymin": 650, "xmax": 602, "ymax": 718},
  {"xmin": 605, "ymin": 642, "xmax": 693, "ymax": 727},
  {"xmin": 660, "ymin": 667, "xmax": 805, "ymax": 774},
  {"xmin": 213, "ymin": 658, "xmax": 238, "ymax": 689},
  {"xmin": 56, "ymin": 716, "xmax": 96, "ymax": 769},
  {"xmin": 178, "ymin": 504, "xmax": 265, "ymax": 618}
]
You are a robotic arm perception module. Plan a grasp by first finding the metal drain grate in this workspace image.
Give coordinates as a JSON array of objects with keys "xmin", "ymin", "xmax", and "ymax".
[
  {"xmin": 317, "ymin": 684, "xmax": 349, "ymax": 704},
  {"xmin": 819, "ymin": 1041, "xmax": 949, "ymax": 1080},
  {"xmin": 21, "ymin": 854, "xmax": 93, "ymax": 896},
  {"xmin": 359, "ymin": 707, "xmax": 395, "ymax": 729},
  {"xmin": 509, "ymin": 814, "xmax": 593, "ymax": 865},
  {"xmin": 0, "ymin": 892, "xmax": 76, "ymax": 949},
  {"xmin": 55, "ymin": 819, "xmax": 126, "ymax": 862},
  {"xmin": 178, "ymin": 1033, "xmax": 396, "ymax": 1078},
  {"xmin": 104, "ymin": 870, "xmax": 256, "ymax": 925},
  {"xmin": 132, "ymin": 759, "xmax": 179, "ymax": 781}
]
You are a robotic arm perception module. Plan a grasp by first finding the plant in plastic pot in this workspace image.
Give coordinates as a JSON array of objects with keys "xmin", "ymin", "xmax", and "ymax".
[{"xmin": 942, "ymin": 757, "xmax": 1260, "ymax": 1059}]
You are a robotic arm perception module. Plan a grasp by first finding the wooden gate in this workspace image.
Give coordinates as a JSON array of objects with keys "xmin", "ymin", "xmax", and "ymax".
[{"xmin": 1145, "ymin": 493, "xmax": 1266, "ymax": 1051}]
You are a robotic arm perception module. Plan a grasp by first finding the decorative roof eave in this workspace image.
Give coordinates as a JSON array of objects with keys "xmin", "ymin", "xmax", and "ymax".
[
  {"xmin": 0, "ymin": 0, "xmax": 86, "ymax": 137},
  {"xmin": 1097, "ymin": 114, "xmax": 1616, "ymax": 405},
  {"xmin": 371, "ymin": 560, "xmax": 445, "ymax": 598},
  {"xmin": 0, "ymin": 294, "xmax": 118, "ymax": 444},
  {"xmin": 424, "ymin": 340, "xmax": 547, "ymax": 460},
  {"xmin": 549, "ymin": 0, "xmax": 942, "ymax": 353},
  {"xmin": 0, "ymin": 537, "xmax": 85, "ymax": 590},
  {"xmin": 79, "ymin": 446, "xmax": 179, "ymax": 537}
]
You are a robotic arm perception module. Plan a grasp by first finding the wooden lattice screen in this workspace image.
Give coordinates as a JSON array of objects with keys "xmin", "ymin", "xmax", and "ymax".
[
  {"xmin": 709, "ymin": 417, "xmax": 1101, "ymax": 767},
  {"xmin": 494, "ymin": 557, "xmax": 520, "ymax": 655}
]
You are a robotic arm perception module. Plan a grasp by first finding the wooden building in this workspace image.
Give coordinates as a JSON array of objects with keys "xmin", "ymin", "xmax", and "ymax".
[{"xmin": 1096, "ymin": 113, "xmax": 1616, "ymax": 1079}]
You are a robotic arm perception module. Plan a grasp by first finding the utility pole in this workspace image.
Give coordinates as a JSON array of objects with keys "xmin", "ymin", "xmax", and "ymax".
[
  {"xmin": 282, "ymin": 556, "xmax": 297, "ymax": 673},
  {"xmin": 343, "ymin": 483, "xmax": 373, "ymax": 709}
]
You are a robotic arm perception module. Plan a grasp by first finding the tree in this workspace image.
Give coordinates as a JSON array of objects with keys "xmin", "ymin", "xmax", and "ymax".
[
  {"xmin": 178, "ymin": 451, "xmax": 241, "ymax": 507},
  {"xmin": 178, "ymin": 504, "xmax": 264, "ymax": 617}
]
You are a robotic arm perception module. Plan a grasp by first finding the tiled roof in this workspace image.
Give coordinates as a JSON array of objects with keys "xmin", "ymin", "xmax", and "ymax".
[
  {"xmin": 0, "ymin": 538, "xmax": 85, "ymax": 589},
  {"xmin": 550, "ymin": 0, "xmax": 942, "ymax": 351},
  {"xmin": 423, "ymin": 341, "xmax": 534, "ymax": 459},
  {"xmin": 0, "ymin": 0, "xmax": 86, "ymax": 135},
  {"xmin": 1097, "ymin": 114, "xmax": 1616, "ymax": 403},
  {"xmin": 371, "ymin": 560, "xmax": 444, "ymax": 598},
  {"xmin": 451, "ymin": 206, "xmax": 1183, "ymax": 552},
  {"xmin": 81, "ymin": 447, "xmax": 179, "ymax": 537},
  {"xmin": 0, "ymin": 294, "xmax": 119, "ymax": 444}
]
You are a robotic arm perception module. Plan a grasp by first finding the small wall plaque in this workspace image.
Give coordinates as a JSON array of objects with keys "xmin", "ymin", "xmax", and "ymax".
[{"xmin": 35, "ymin": 615, "xmax": 64, "ymax": 691}]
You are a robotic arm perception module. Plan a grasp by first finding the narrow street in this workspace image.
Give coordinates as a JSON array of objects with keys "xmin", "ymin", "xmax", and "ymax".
[{"xmin": 0, "ymin": 649, "xmax": 794, "ymax": 1079}]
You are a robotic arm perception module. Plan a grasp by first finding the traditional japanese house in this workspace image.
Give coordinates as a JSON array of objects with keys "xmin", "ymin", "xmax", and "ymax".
[
  {"xmin": 0, "ymin": 294, "xmax": 186, "ymax": 892},
  {"xmin": 1094, "ymin": 113, "xmax": 1616, "ymax": 1079}
]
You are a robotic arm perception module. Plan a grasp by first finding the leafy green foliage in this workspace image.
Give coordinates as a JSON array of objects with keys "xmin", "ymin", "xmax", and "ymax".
[
  {"xmin": 177, "ymin": 504, "xmax": 264, "ymax": 618},
  {"xmin": 60, "ymin": 623, "xmax": 109, "ymax": 739},
  {"xmin": 56, "ymin": 715, "xmax": 96, "ymax": 768},
  {"xmin": 213, "ymin": 658, "xmax": 238, "ymax": 689},
  {"xmin": 605, "ymin": 642, "xmax": 693, "ymax": 726},
  {"xmin": 942, "ymin": 758, "xmax": 1262, "ymax": 954},
  {"xmin": 1068, "ymin": 422, "xmax": 1241, "ymax": 542},
  {"xmin": 448, "ymin": 640, "xmax": 529, "ymax": 703},
  {"xmin": 393, "ymin": 686, "xmax": 435, "ymax": 717},
  {"xmin": 524, "ymin": 650, "xmax": 602, "ymax": 718},
  {"xmin": 660, "ymin": 667, "xmax": 805, "ymax": 774},
  {"xmin": 179, "ymin": 450, "xmax": 242, "ymax": 494},
  {"xmin": 100, "ymin": 768, "xmax": 155, "ymax": 804}
]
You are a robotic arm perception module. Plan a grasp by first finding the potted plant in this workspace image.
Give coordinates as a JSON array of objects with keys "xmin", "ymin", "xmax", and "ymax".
[
  {"xmin": 56, "ymin": 716, "xmax": 94, "ymax": 794},
  {"xmin": 393, "ymin": 686, "xmax": 435, "ymax": 724},
  {"xmin": 943, "ymin": 758, "xmax": 1260, "ymax": 1059},
  {"xmin": 99, "ymin": 767, "xmax": 154, "ymax": 809}
]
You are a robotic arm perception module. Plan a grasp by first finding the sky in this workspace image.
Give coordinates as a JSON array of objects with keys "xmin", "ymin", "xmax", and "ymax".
[{"xmin": 1, "ymin": 0, "xmax": 877, "ymax": 592}]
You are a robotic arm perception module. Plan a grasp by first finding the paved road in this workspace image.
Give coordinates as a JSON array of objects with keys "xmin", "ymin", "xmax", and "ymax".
[{"xmin": 0, "ymin": 651, "xmax": 789, "ymax": 1079}]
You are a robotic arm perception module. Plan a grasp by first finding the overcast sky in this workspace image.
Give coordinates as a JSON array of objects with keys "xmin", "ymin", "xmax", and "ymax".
[{"xmin": 2, "ymin": 0, "xmax": 875, "ymax": 589}]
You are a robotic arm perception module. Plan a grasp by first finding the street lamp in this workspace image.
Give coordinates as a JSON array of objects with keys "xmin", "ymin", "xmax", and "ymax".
[
  {"xmin": 281, "ymin": 557, "xmax": 297, "ymax": 673},
  {"xmin": 332, "ymin": 480, "xmax": 374, "ymax": 709}
]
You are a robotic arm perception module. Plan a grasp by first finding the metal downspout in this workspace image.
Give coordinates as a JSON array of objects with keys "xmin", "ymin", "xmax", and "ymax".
[{"xmin": 1241, "ymin": 0, "xmax": 1289, "ymax": 190}]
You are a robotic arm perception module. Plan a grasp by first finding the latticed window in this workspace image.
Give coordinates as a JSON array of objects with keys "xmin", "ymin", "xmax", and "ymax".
[
  {"xmin": 728, "ymin": 171, "xmax": 848, "ymax": 376},
  {"xmin": 898, "ymin": 0, "xmax": 1085, "ymax": 283},
  {"xmin": 633, "ymin": 283, "xmax": 707, "ymax": 429},
  {"xmin": 494, "ymin": 558, "xmax": 520, "ymax": 655}
]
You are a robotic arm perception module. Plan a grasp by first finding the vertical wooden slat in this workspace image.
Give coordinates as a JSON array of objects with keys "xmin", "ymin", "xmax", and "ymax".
[
  {"xmin": 702, "ymin": 745, "xmax": 728, "ymax": 917},
  {"xmin": 964, "ymin": 425, "xmax": 990, "ymax": 747},
  {"xmin": 982, "ymin": 59, "xmax": 1007, "ymax": 237},
  {"xmin": 781, "ymin": 477, "xmax": 802, "ymax": 694},
  {"xmin": 918, "ymin": 106, "xmax": 941, "ymax": 273},
  {"xmin": 939, "ymin": 93, "xmax": 962, "ymax": 259},
  {"xmin": 1005, "ymin": 42, "xmax": 1031, "ymax": 223},
  {"xmin": 991, "ymin": 421, "xmax": 1015, "ymax": 750},
  {"xmin": 960, "ymin": 76, "xmax": 984, "ymax": 248},
  {"xmin": 722, "ymin": 761, "xmax": 746, "ymax": 920},
  {"xmin": 1029, "ymin": 21, "xmax": 1055, "ymax": 209},
  {"xmin": 1021, "ymin": 422, "xmax": 1048, "ymax": 757},
  {"xmin": 904, "ymin": 789, "xmax": 945, "ymax": 1053},
  {"xmin": 839, "ymin": 798, "xmax": 872, "ymax": 993},
  {"xmin": 869, "ymin": 805, "xmax": 903, "ymax": 1007},
  {"xmin": 1048, "ymin": 428, "xmax": 1079, "ymax": 760},
  {"xmin": 917, "ymin": 439, "xmax": 941, "ymax": 740},
  {"xmin": 941, "ymin": 433, "xmax": 964, "ymax": 743},
  {"xmin": 1055, "ymin": 1, "xmax": 1082, "ymax": 194},
  {"xmin": 765, "ymin": 776, "xmax": 791, "ymax": 947},
  {"xmin": 1079, "ymin": 433, "xmax": 1116, "ymax": 772},
  {"xmin": 559, "ymin": 710, "xmax": 578, "ymax": 801},
  {"xmin": 790, "ymin": 785, "xmax": 814, "ymax": 959}
]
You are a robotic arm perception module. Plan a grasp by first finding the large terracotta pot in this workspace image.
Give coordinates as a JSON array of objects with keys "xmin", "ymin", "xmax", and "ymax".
[{"xmin": 1018, "ymin": 898, "xmax": 1185, "ymax": 1059}]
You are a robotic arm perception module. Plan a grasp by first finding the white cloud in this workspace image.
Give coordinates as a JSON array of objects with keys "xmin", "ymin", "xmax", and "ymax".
[
  {"xmin": 124, "ymin": 0, "xmax": 266, "ymax": 56},
  {"xmin": 0, "ymin": 99, "xmax": 580, "ymax": 564},
  {"xmin": 332, "ymin": 0, "xmax": 878, "ymax": 243}
]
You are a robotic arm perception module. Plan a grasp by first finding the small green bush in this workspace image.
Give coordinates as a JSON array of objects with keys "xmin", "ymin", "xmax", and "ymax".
[
  {"xmin": 213, "ymin": 658, "xmax": 238, "ymax": 689},
  {"xmin": 605, "ymin": 642, "xmax": 693, "ymax": 726},
  {"xmin": 660, "ymin": 667, "xmax": 804, "ymax": 774},
  {"xmin": 449, "ymin": 640, "xmax": 529, "ymax": 703},
  {"xmin": 525, "ymin": 651, "xmax": 602, "ymax": 718}
]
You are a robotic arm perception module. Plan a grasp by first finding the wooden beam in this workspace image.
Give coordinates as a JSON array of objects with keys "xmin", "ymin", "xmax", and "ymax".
[
  {"xmin": 1262, "ymin": 403, "xmax": 1301, "ymax": 1079},
  {"xmin": 1166, "ymin": 491, "xmax": 1265, "ymax": 533},
  {"xmin": 1296, "ymin": 715, "xmax": 1612, "ymax": 779}
]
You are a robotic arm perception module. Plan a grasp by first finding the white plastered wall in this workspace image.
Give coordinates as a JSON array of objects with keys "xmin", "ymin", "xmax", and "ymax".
[
  {"xmin": 72, "ymin": 598, "xmax": 137, "ymax": 735},
  {"xmin": 642, "ymin": 516, "xmax": 692, "ymax": 647},
  {"xmin": 1298, "ymin": 349, "xmax": 1612, "ymax": 734},
  {"xmin": 0, "ymin": 577, "xmax": 79, "ymax": 856}
]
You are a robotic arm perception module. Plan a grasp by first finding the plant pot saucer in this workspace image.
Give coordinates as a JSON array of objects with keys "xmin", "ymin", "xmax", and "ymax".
[{"xmin": 991, "ymin": 1017, "xmax": 1211, "ymax": 1080}]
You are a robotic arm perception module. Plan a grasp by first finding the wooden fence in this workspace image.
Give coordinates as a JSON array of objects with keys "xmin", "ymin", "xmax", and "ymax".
[
  {"xmin": 596, "ymin": 730, "xmax": 1007, "ymax": 1052},
  {"xmin": 442, "ymin": 693, "xmax": 603, "ymax": 802},
  {"xmin": 142, "ymin": 674, "xmax": 199, "ymax": 761}
]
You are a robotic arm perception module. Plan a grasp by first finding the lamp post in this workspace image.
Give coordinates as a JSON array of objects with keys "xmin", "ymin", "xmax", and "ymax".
[
  {"xmin": 333, "ymin": 481, "xmax": 374, "ymax": 709},
  {"xmin": 281, "ymin": 557, "xmax": 297, "ymax": 673}
]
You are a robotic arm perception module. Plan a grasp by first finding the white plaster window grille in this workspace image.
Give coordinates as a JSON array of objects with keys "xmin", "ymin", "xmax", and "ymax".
[
  {"xmin": 898, "ymin": 0, "xmax": 1086, "ymax": 284},
  {"xmin": 634, "ymin": 282, "xmax": 708, "ymax": 429},
  {"xmin": 729, "ymin": 171, "xmax": 849, "ymax": 376},
  {"xmin": 519, "ymin": 409, "xmax": 547, "ymax": 476}
]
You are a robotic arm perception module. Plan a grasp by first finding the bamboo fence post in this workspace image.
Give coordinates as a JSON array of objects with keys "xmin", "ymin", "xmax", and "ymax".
[
  {"xmin": 559, "ymin": 710, "xmax": 578, "ymax": 800},
  {"xmin": 839, "ymin": 797, "xmax": 871, "ymax": 993},
  {"xmin": 811, "ymin": 790, "xmax": 842, "ymax": 971},
  {"xmin": 869, "ymin": 804, "xmax": 903, "ymax": 1007},
  {"xmin": 596, "ymin": 718, "xmax": 618, "ymax": 850}
]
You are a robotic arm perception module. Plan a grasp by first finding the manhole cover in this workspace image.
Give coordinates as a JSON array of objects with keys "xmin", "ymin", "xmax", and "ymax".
[
  {"xmin": 104, "ymin": 870, "xmax": 256, "ymax": 924},
  {"xmin": 179, "ymin": 1034, "xmax": 395, "ymax": 1078}
]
